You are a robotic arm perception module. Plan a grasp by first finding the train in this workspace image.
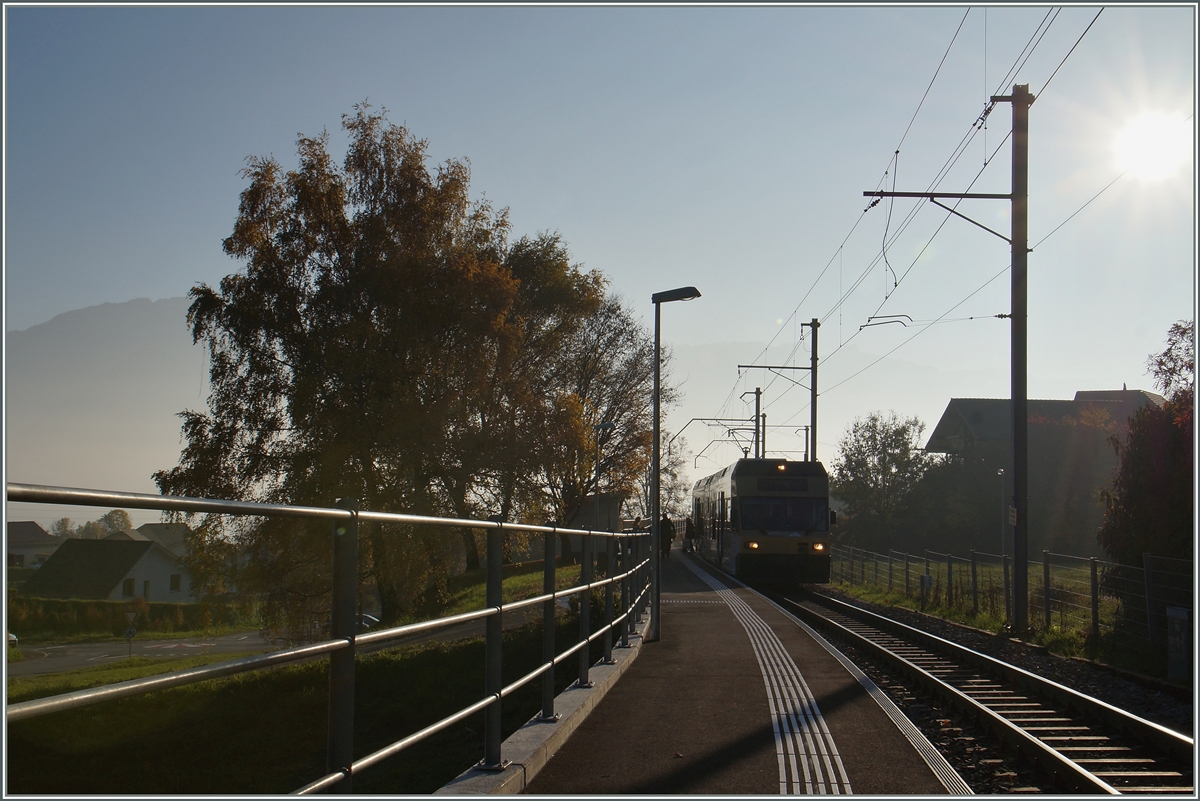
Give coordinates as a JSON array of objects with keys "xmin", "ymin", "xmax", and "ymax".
[{"xmin": 690, "ymin": 458, "xmax": 834, "ymax": 585}]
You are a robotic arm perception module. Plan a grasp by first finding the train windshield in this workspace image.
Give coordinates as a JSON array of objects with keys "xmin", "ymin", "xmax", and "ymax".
[{"xmin": 738, "ymin": 496, "xmax": 828, "ymax": 532}]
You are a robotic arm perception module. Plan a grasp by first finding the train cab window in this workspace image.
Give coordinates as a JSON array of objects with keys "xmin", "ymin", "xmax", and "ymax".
[{"xmin": 739, "ymin": 496, "xmax": 829, "ymax": 532}]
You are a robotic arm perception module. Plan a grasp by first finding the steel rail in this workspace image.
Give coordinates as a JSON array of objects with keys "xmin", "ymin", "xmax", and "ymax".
[
  {"xmin": 788, "ymin": 591, "xmax": 1193, "ymax": 793},
  {"xmin": 803, "ymin": 592, "xmax": 1193, "ymax": 762},
  {"xmin": 781, "ymin": 595, "xmax": 1119, "ymax": 794}
]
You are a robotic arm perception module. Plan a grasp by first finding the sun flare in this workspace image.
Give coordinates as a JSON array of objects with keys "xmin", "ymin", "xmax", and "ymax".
[{"xmin": 1114, "ymin": 113, "xmax": 1193, "ymax": 180}]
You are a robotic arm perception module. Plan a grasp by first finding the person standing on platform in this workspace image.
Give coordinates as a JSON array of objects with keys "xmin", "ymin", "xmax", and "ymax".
[
  {"xmin": 660, "ymin": 513, "xmax": 676, "ymax": 560},
  {"xmin": 684, "ymin": 516, "xmax": 696, "ymax": 553}
]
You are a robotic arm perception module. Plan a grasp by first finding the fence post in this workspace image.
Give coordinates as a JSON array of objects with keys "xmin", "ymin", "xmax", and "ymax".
[
  {"xmin": 971, "ymin": 551, "xmax": 978, "ymax": 615},
  {"xmin": 873, "ymin": 552, "xmax": 879, "ymax": 587},
  {"xmin": 888, "ymin": 552, "xmax": 893, "ymax": 591},
  {"xmin": 1090, "ymin": 557, "xmax": 1100, "ymax": 650},
  {"xmin": 905, "ymin": 552, "xmax": 910, "ymax": 596},
  {"xmin": 327, "ymin": 498, "xmax": 358, "ymax": 792},
  {"xmin": 578, "ymin": 533, "xmax": 594, "ymax": 688},
  {"xmin": 1003, "ymin": 554, "xmax": 1011, "ymax": 625},
  {"xmin": 482, "ymin": 520, "xmax": 506, "ymax": 769},
  {"xmin": 603, "ymin": 535, "xmax": 615, "ymax": 664},
  {"xmin": 1043, "ymin": 550, "xmax": 1052, "ymax": 632},
  {"xmin": 946, "ymin": 554, "xmax": 953, "ymax": 608},
  {"xmin": 540, "ymin": 527, "xmax": 558, "ymax": 722}
]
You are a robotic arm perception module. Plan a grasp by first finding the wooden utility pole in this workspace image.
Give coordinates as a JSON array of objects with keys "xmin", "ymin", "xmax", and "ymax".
[{"xmin": 864, "ymin": 84, "xmax": 1033, "ymax": 634}]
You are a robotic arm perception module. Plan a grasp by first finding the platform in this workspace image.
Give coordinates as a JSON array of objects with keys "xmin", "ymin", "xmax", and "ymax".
[{"xmin": 443, "ymin": 546, "xmax": 971, "ymax": 795}]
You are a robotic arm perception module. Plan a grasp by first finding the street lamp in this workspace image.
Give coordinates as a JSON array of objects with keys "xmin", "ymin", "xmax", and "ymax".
[{"xmin": 650, "ymin": 286, "xmax": 701, "ymax": 643}]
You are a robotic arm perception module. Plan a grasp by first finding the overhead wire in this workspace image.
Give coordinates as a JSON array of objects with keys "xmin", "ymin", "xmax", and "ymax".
[
  {"xmin": 715, "ymin": 7, "xmax": 1100, "ymax": 458},
  {"xmin": 716, "ymin": 9, "xmax": 974, "ymax": 420},
  {"xmin": 765, "ymin": 8, "xmax": 1109, "ymax": 435}
]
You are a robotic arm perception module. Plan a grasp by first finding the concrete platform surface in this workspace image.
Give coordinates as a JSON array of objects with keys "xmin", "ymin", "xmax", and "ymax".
[{"xmin": 521, "ymin": 548, "xmax": 969, "ymax": 795}]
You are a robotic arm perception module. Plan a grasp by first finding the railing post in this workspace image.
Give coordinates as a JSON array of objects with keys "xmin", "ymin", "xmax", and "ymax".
[
  {"xmin": 578, "ymin": 532, "xmax": 593, "ymax": 688},
  {"xmin": 873, "ymin": 552, "xmax": 879, "ymax": 587},
  {"xmin": 1003, "ymin": 554, "xmax": 1012, "ymax": 624},
  {"xmin": 482, "ymin": 520, "xmax": 506, "ymax": 769},
  {"xmin": 888, "ymin": 552, "xmax": 893, "ymax": 592},
  {"xmin": 904, "ymin": 552, "xmax": 910, "ymax": 596},
  {"xmin": 1043, "ymin": 550, "xmax": 1052, "ymax": 631},
  {"xmin": 1090, "ymin": 557, "xmax": 1100, "ymax": 649},
  {"xmin": 621, "ymin": 537, "xmax": 630, "ymax": 647},
  {"xmin": 603, "ymin": 534, "xmax": 615, "ymax": 664},
  {"xmin": 327, "ymin": 498, "xmax": 358, "ymax": 793},
  {"xmin": 971, "ymin": 550, "xmax": 978, "ymax": 615},
  {"xmin": 634, "ymin": 533, "xmax": 644, "ymax": 624},
  {"xmin": 540, "ymin": 527, "xmax": 558, "ymax": 722}
]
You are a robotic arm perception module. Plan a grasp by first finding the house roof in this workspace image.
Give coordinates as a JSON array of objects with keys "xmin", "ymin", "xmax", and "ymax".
[
  {"xmin": 105, "ymin": 528, "xmax": 151, "ymax": 542},
  {"xmin": 6, "ymin": 521, "xmax": 56, "ymax": 546},
  {"xmin": 19, "ymin": 539, "xmax": 172, "ymax": 599},
  {"xmin": 137, "ymin": 522, "xmax": 192, "ymax": 556},
  {"xmin": 925, "ymin": 389, "xmax": 1164, "ymax": 454}
]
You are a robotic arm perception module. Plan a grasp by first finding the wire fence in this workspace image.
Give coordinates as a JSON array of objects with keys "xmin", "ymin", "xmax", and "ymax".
[
  {"xmin": 830, "ymin": 544, "xmax": 1193, "ymax": 680},
  {"xmin": 5, "ymin": 482, "xmax": 654, "ymax": 793}
]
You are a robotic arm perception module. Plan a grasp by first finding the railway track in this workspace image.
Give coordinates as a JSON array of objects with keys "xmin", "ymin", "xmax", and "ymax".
[{"xmin": 771, "ymin": 589, "xmax": 1194, "ymax": 795}]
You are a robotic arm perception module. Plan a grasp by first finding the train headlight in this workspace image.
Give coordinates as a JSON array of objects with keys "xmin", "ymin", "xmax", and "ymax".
[
  {"xmin": 813, "ymin": 543, "xmax": 825, "ymax": 551},
  {"xmin": 746, "ymin": 541, "xmax": 759, "ymax": 549}
]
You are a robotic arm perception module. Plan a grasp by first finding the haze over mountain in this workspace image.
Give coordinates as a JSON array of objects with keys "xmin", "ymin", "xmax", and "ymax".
[
  {"xmin": 5, "ymin": 297, "xmax": 208, "ymax": 528},
  {"xmin": 6, "ymin": 295, "xmax": 1085, "ymax": 530}
]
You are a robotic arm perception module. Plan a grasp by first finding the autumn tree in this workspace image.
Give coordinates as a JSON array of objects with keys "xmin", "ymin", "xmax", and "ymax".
[
  {"xmin": 154, "ymin": 105, "xmax": 658, "ymax": 633},
  {"xmin": 829, "ymin": 411, "xmax": 939, "ymax": 551},
  {"xmin": 98, "ymin": 509, "xmax": 133, "ymax": 533},
  {"xmin": 1098, "ymin": 320, "xmax": 1194, "ymax": 564}
]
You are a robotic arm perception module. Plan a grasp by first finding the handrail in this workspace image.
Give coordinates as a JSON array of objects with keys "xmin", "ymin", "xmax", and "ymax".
[
  {"xmin": 6, "ymin": 480, "xmax": 656, "ymax": 793},
  {"xmin": 7, "ymin": 638, "xmax": 350, "ymax": 722},
  {"xmin": 6, "ymin": 482, "xmax": 641, "ymax": 540}
]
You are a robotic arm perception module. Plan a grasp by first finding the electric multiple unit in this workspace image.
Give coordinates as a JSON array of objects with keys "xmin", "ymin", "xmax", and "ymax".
[{"xmin": 691, "ymin": 458, "xmax": 833, "ymax": 585}]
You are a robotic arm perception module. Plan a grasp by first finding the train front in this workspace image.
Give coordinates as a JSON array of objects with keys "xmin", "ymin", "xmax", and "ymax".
[{"xmin": 729, "ymin": 459, "xmax": 833, "ymax": 585}]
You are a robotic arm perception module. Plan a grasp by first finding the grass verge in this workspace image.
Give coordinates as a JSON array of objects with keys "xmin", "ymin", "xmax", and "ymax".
[{"xmin": 6, "ymin": 614, "xmax": 607, "ymax": 794}]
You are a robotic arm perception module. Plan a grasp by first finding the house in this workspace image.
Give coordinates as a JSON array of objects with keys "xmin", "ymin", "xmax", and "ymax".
[
  {"xmin": 924, "ymin": 388, "xmax": 1165, "ymax": 555},
  {"xmin": 925, "ymin": 389, "xmax": 1164, "ymax": 453},
  {"xmin": 6, "ymin": 521, "xmax": 64, "ymax": 568},
  {"xmin": 19, "ymin": 539, "xmax": 193, "ymax": 602}
]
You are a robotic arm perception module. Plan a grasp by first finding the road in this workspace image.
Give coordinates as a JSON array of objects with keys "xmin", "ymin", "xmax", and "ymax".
[
  {"xmin": 6, "ymin": 631, "xmax": 275, "ymax": 678},
  {"xmin": 6, "ymin": 603, "xmax": 561, "ymax": 679}
]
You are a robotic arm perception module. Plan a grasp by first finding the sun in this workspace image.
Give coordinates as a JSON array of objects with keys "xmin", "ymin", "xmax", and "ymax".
[{"xmin": 1113, "ymin": 113, "xmax": 1193, "ymax": 180}]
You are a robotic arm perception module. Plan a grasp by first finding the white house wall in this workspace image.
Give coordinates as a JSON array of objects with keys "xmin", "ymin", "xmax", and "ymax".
[{"xmin": 105, "ymin": 545, "xmax": 193, "ymax": 603}]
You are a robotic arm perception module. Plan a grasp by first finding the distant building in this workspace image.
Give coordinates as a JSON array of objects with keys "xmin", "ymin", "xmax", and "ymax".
[
  {"xmin": 925, "ymin": 388, "xmax": 1165, "ymax": 555},
  {"xmin": 20, "ymin": 539, "xmax": 192, "ymax": 602},
  {"xmin": 6, "ymin": 521, "xmax": 64, "ymax": 568},
  {"xmin": 925, "ymin": 389, "xmax": 1165, "ymax": 454}
]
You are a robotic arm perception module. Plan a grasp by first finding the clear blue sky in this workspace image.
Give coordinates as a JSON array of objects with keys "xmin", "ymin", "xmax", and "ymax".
[{"xmin": 3, "ymin": 4, "xmax": 1196, "ymax": 514}]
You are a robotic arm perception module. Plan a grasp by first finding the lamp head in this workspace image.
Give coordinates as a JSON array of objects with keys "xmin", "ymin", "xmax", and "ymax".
[{"xmin": 652, "ymin": 286, "xmax": 702, "ymax": 304}]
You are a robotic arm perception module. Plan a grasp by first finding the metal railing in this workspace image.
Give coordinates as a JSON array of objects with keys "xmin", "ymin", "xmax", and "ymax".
[
  {"xmin": 831, "ymin": 543, "xmax": 1193, "ymax": 678},
  {"xmin": 5, "ymin": 482, "xmax": 653, "ymax": 793}
]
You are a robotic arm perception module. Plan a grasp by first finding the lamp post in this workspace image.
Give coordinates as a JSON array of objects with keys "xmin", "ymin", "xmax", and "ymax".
[{"xmin": 650, "ymin": 286, "xmax": 701, "ymax": 643}]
